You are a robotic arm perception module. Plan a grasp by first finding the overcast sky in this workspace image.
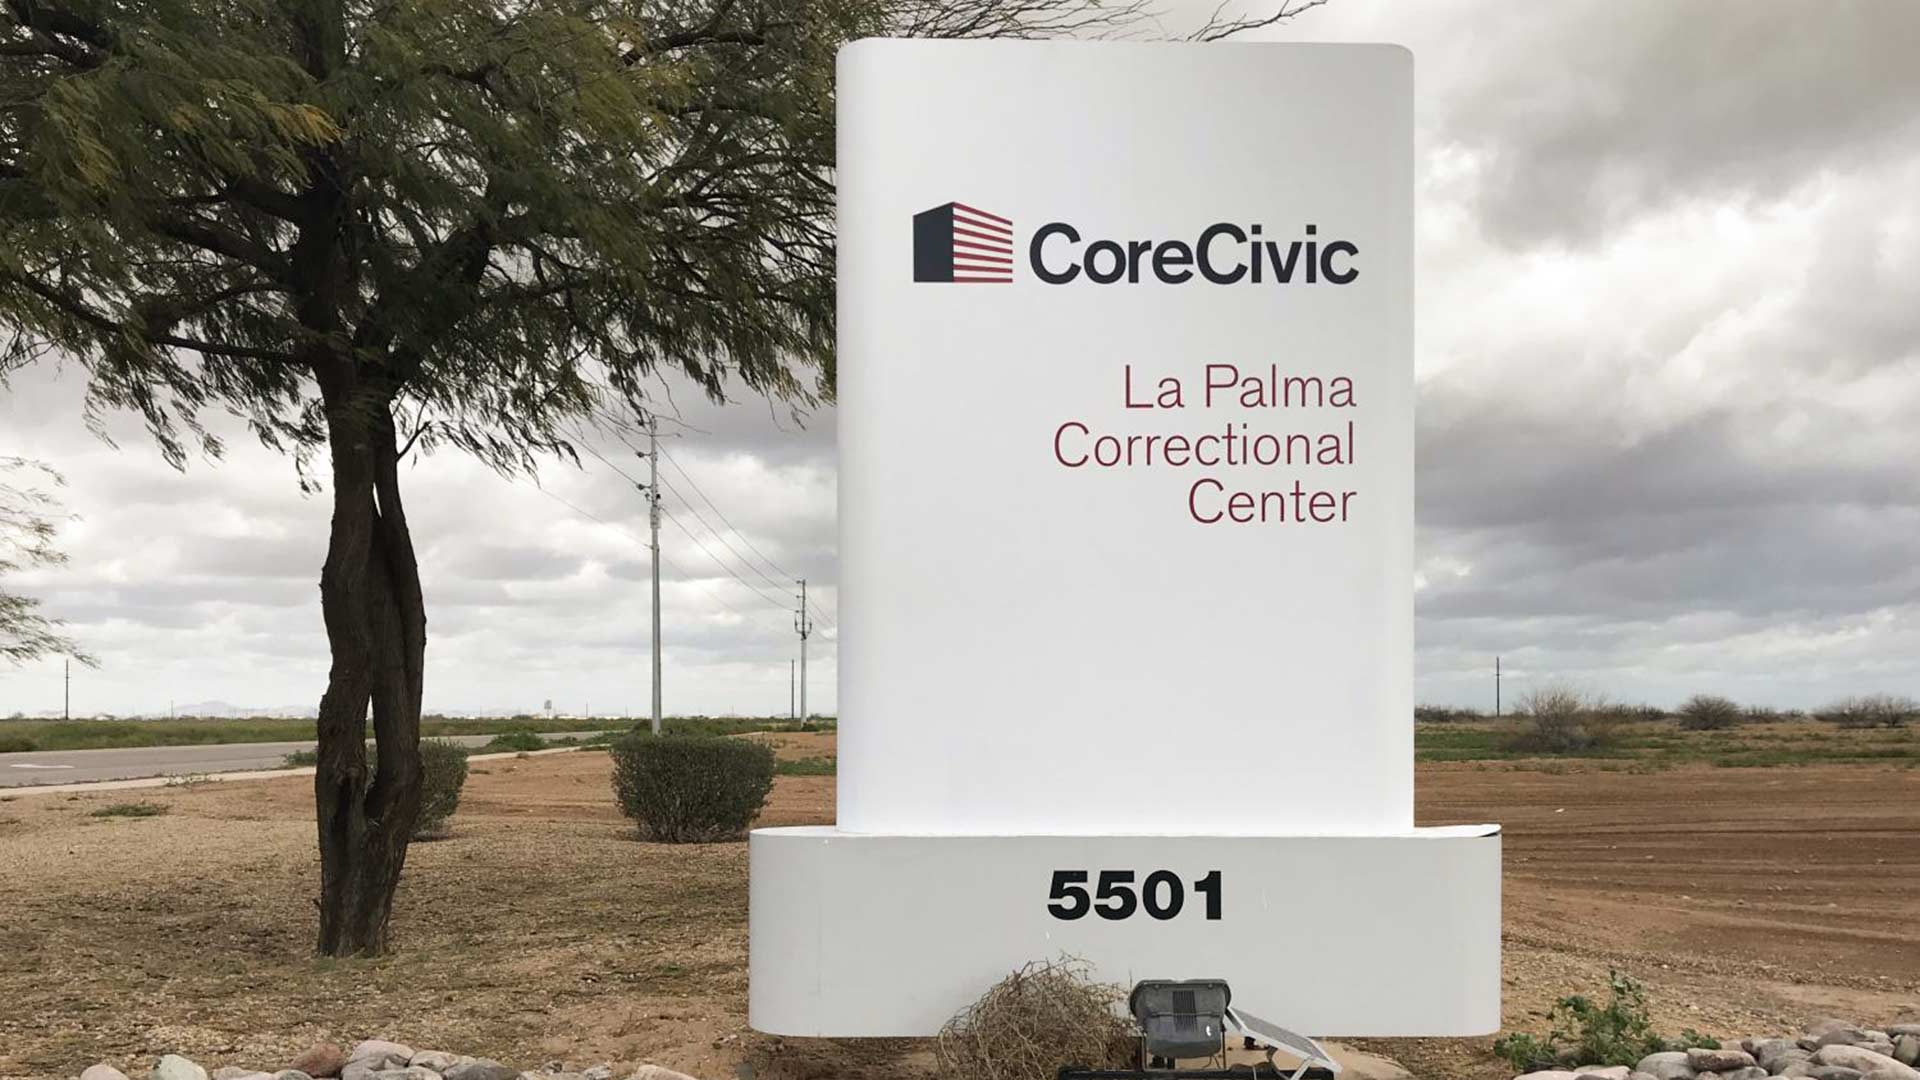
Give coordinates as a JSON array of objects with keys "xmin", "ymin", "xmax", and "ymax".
[{"xmin": 4, "ymin": 0, "xmax": 1918, "ymax": 718}]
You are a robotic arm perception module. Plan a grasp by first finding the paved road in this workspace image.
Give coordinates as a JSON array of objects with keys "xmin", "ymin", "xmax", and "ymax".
[{"xmin": 0, "ymin": 731, "xmax": 613, "ymax": 788}]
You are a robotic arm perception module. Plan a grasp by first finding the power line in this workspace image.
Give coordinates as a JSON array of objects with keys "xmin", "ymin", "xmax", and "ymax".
[
  {"xmin": 601, "ymin": 424, "xmax": 838, "ymax": 631},
  {"xmin": 615, "ymin": 427, "xmax": 836, "ymax": 629},
  {"xmin": 659, "ymin": 446, "xmax": 839, "ymax": 630},
  {"xmin": 654, "ymin": 469, "xmax": 793, "ymax": 597},
  {"xmin": 527, "ymin": 483, "xmax": 789, "ymax": 633},
  {"xmin": 657, "ymin": 446, "xmax": 799, "ymax": 584},
  {"xmin": 659, "ymin": 503, "xmax": 793, "ymax": 612},
  {"xmin": 580, "ymin": 436, "xmax": 805, "ymax": 619}
]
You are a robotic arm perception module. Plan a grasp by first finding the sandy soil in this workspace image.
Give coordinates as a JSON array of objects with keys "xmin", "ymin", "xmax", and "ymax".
[
  {"xmin": 1, "ymin": 737, "xmax": 1916, "ymax": 1080},
  {"xmin": 1359, "ymin": 761, "xmax": 1920, "ymax": 1079}
]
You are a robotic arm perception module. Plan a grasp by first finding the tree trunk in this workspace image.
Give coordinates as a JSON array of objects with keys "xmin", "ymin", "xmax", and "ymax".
[{"xmin": 313, "ymin": 382, "xmax": 428, "ymax": 956}]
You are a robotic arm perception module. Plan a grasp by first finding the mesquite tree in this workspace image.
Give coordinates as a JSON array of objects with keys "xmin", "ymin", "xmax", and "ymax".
[{"xmin": 0, "ymin": 0, "xmax": 1311, "ymax": 955}]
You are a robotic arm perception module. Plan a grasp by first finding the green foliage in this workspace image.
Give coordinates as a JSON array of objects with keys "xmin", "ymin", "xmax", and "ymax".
[
  {"xmin": 0, "ymin": 733, "xmax": 37, "ymax": 752},
  {"xmin": 1, "ymin": 0, "xmax": 868, "ymax": 479},
  {"xmin": 1490, "ymin": 1032, "xmax": 1551, "ymax": 1072},
  {"xmin": 1671, "ymin": 1030, "xmax": 1723, "ymax": 1052},
  {"xmin": 413, "ymin": 738, "xmax": 470, "ymax": 837},
  {"xmin": 663, "ymin": 715, "xmax": 802, "ymax": 737},
  {"xmin": 1493, "ymin": 971, "xmax": 1716, "ymax": 1071},
  {"xmin": 609, "ymin": 733, "xmax": 774, "ymax": 842},
  {"xmin": 90, "ymin": 801, "xmax": 168, "ymax": 818},
  {"xmin": 774, "ymin": 755, "xmax": 836, "ymax": 776},
  {"xmin": 1676, "ymin": 694, "xmax": 1742, "ymax": 731},
  {"xmin": 480, "ymin": 730, "xmax": 546, "ymax": 753},
  {"xmin": 282, "ymin": 748, "xmax": 319, "ymax": 767},
  {"xmin": 363, "ymin": 738, "xmax": 469, "ymax": 837},
  {"xmin": 1421, "ymin": 714, "xmax": 1920, "ymax": 768}
]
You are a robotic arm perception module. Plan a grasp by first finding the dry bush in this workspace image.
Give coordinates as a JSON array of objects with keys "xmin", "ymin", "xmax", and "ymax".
[
  {"xmin": 1816, "ymin": 694, "xmax": 1918, "ymax": 729},
  {"xmin": 936, "ymin": 958, "xmax": 1137, "ymax": 1080},
  {"xmin": 1415, "ymin": 705, "xmax": 1483, "ymax": 724},
  {"xmin": 1676, "ymin": 694, "xmax": 1742, "ymax": 731},
  {"xmin": 1505, "ymin": 684, "xmax": 1621, "ymax": 754}
]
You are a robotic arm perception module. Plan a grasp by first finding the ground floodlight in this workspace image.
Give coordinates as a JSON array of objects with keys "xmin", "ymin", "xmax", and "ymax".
[
  {"xmin": 1130, "ymin": 979, "xmax": 1232, "ymax": 1062},
  {"xmin": 1058, "ymin": 980, "xmax": 1342, "ymax": 1080}
]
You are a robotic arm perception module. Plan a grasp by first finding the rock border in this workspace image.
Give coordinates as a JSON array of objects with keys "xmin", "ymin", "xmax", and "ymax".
[
  {"xmin": 1511, "ymin": 1020, "xmax": 1920, "ymax": 1080},
  {"xmin": 77, "ymin": 1040, "xmax": 701, "ymax": 1080}
]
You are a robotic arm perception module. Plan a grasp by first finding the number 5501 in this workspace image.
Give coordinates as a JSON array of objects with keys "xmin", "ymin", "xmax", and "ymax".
[{"xmin": 1046, "ymin": 869, "xmax": 1222, "ymax": 921}]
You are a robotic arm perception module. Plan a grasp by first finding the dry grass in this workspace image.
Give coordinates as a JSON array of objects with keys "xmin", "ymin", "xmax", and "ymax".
[
  {"xmin": 3, "ymin": 731, "xmax": 1919, "ymax": 1080},
  {"xmin": 0, "ymin": 741, "xmax": 840, "ymax": 1080},
  {"xmin": 935, "ymin": 959, "xmax": 1136, "ymax": 1080}
]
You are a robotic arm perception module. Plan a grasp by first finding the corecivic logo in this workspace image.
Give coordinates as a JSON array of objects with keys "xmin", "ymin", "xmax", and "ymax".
[
  {"xmin": 913, "ymin": 202, "xmax": 1015, "ymax": 283},
  {"xmin": 913, "ymin": 205, "xmax": 1361, "ymax": 286}
]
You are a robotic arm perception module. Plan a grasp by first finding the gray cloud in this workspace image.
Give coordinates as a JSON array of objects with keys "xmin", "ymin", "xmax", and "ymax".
[
  {"xmin": 1420, "ymin": 1, "xmax": 1920, "ymax": 247},
  {"xmin": 1252, "ymin": 0, "xmax": 1920, "ymax": 706},
  {"xmin": 0, "ymin": 366, "xmax": 834, "ymax": 717},
  {"xmin": 5, "ymin": 1, "xmax": 1917, "ymax": 717}
]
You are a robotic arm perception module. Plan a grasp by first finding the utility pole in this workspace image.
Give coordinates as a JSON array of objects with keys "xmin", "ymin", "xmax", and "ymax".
[
  {"xmin": 790, "ymin": 659, "xmax": 796, "ymax": 720},
  {"xmin": 794, "ymin": 580, "xmax": 813, "ymax": 721},
  {"xmin": 642, "ymin": 414, "xmax": 663, "ymax": 735},
  {"xmin": 64, "ymin": 658, "xmax": 70, "ymax": 721},
  {"xmin": 1495, "ymin": 656, "xmax": 1502, "ymax": 718}
]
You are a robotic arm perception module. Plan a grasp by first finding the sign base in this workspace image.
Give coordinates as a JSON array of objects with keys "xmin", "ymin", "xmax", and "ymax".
[{"xmin": 748, "ymin": 826, "xmax": 1501, "ymax": 1037}]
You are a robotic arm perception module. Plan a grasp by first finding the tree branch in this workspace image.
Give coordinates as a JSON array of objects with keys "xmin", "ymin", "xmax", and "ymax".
[
  {"xmin": 1190, "ymin": 0, "xmax": 1328, "ymax": 41},
  {"xmin": 5, "ymin": 271, "xmax": 300, "ymax": 363},
  {"xmin": 148, "ymin": 212, "xmax": 290, "ymax": 281}
]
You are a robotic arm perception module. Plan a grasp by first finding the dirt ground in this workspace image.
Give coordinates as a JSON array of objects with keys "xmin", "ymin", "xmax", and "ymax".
[{"xmin": 2, "ymin": 734, "xmax": 1917, "ymax": 1080}]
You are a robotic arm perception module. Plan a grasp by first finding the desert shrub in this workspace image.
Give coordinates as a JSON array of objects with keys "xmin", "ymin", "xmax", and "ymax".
[
  {"xmin": 609, "ymin": 733, "xmax": 775, "ymax": 842},
  {"xmin": 1816, "ymin": 694, "xmax": 1918, "ymax": 729},
  {"xmin": 1676, "ymin": 694, "xmax": 1742, "ymax": 731},
  {"xmin": 0, "ymin": 734, "xmax": 38, "ymax": 753},
  {"xmin": 365, "ymin": 738, "xmax": 470, "ymax": 838},
  {"xmin": 1504, "ymin": 685, "xmax": 1620, "ymax": 754},
  {"xmin": 414, "ymin": 738, "xmax": 471, "ymax": 837},
  {"xmin": 937, "ymin": 958, "xmax": 1137, "ymax": 1080},
  {"xmin": 282, "ymin": 748, "xmax": 318, "ymax": 767},
  {"xmin": 1415, "ymin": 705, "xmax": 1483, "ymax": 724},
  {"xmin": 1493, "ymin": 971, "xmax": 1717, "ymax": 1071},
  {"xmin": 481, "ymin": 729, "xmax": 547, "ymax": 752},
  {"xmin": 775, "ymin": 755, "xmax": 837, "ymax": 776}
]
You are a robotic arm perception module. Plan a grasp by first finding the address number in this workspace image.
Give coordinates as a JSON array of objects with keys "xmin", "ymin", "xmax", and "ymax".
[{"xmin": 1046, "ymin": 869, "xmax": 1222, "ymax": 921}]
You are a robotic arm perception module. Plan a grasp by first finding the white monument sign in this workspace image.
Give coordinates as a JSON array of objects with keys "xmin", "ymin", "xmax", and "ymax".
[{"xmin": 750, "ymin": 40, "xmax": 1500, "ymax": 1038}]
